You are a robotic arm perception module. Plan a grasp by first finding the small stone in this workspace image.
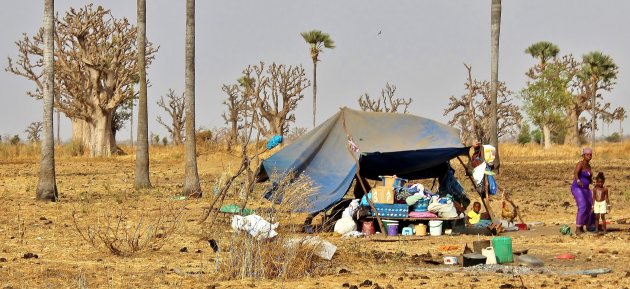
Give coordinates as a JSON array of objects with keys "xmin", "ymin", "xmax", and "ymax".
[
  {"xmin": 379, "ymin": 273, "xmax": 386, "ymax": 277},
  {"xmin": 195, "ymin": 249, "xmax": 202, "ymax": 253},
  {"xmin": 612, "ymin": 250, "xmax": 619, "ymax": 255},
  {"xmin": 625, "ymin": 271, "xmax": 630, "ymax": 278},
  {"xmin": 349, "ymin": 286, "xmax": 358, "ymax": 289},
  {"xmin": 386, "ymin": 285, "xmax": 394, "ymax": 289},
  {"xmin": 23, "ymin": 253, "xmax": 38, "ymax": 259},
  {"xmin": 397, "ymin": 277, "xmax": 403, "ymax": 281},
  {"xmin": 373, "ymin": 283, "xmax": 383, "ymax": 289},
  {"xmin": 342, "ymin": 283, "xmax": 350, "ymax": 288},
  {"xmin": 0, "ymin": 258, "xmax": 7, "ymax": 262},
  {"xmin": 499, "ymin": 284, "xmax": 515, "ymax": 289},
  {"xmin": 179, "ymin": 247, "xmax": 188, "ymax": 253},
  {"xmin": 39, "ymin": 217, "xmax": 47, "ymax": 220},
  {"xmin": 338, "ymin": 268, "xmax": 350, "ymax": 274},
  {"xmin": 359, "ymin": 280, "xmax": 372, "ymax": 287},
  {"xmin": 471, "ymin": 278, "xmax": 479, "ymax": 282},
  {"xmin": 419, "ymin": 275, "xmax": 430, "ymax": 280}
]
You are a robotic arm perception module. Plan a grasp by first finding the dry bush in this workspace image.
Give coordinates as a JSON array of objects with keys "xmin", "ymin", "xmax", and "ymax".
[
  {"xmin": 209, "ymin": 172, "xmax": 332, "ymax": 280},
  {"xmin": 72, "ymin": 203, "xmax": 185, "ymax": 257},
  {"xmin": 0, "ymin": 143, "xmax": 40, "ymax": 159}
]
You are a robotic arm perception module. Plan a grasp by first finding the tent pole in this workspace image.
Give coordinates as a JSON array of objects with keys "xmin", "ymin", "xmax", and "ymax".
[
  {"xmin": 456, "ymin": 156, "xmax": 497, "ymax": 223},
  {"xmin": 340, "ymin": 110, "xmax": 385, "ymax": 233}
]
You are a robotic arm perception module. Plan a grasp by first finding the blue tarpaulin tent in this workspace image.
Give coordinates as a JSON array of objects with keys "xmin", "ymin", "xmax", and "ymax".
[{"xmin": 257, "ymin": 107, "xmax": 469, "ymax": 214}]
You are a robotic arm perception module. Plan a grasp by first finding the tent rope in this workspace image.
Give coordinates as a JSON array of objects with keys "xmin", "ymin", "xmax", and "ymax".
[{"xmin": 340, "ymin": 109, "xmax": 385, "ymax": 233}]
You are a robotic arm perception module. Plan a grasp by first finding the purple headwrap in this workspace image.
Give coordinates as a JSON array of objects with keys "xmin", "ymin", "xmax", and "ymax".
[{"xmin": 582, "ymin": 147, "xmax": 593, "ymax": 155}]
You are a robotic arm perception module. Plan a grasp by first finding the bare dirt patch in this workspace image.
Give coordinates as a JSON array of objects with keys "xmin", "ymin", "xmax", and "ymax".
[{"xmin": 1, "ymin": 144, "xmax": 630, "ymax": 288}]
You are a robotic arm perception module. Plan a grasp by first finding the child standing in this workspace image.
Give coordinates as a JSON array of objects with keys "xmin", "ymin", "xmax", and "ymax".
[{"xmin": 592, "ymin": 172, "xmax": 611, "ymax": 234}]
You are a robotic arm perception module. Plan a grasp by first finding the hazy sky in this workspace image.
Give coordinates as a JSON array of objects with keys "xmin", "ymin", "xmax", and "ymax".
[{"xmin": 1, "ymin": 1, "xmax": 629, "ymax": 142}]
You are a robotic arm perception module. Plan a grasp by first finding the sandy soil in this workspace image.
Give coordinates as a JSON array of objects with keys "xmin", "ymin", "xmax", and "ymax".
[{"xmin": 1, "ymin": 147, "xmax": 629, "ymax": 288}]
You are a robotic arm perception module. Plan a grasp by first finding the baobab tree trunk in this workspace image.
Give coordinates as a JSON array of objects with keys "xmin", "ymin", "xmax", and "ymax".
[
  {"xmin": 36, "ymin": 0, "xmax": 58, "ymax": 201},
  {"xmin": 564, "ymin": 108, "xmax": 579, "ymax": 146},
  {"xmin": 542, "ymin": 124, "xmax": 552, "ymax": 149},
  {"xmin": 88, "ymin": 110, "xmax": 116, "ymax": 157}
]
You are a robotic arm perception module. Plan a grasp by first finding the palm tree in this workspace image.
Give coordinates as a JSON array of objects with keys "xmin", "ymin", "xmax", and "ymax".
[
  {"xmin": 182, "ymin": 0, "xmax": 201, "ymax": 197},
  {"xmin": 134, "ymin": 0, "xmax": 151, "ymax": 189},
  {"xmin": 489, "ymin": 0, "xmax": 501, "ymax": 170},
  {"xmin": 301, "ymin": 30, "xmax": 335, "ymax": 128},
  {"xmin": 579, "ymin": 51, "xmax": 619, "ymax": 147},
  {"xmin": 525, "ymin": 41, "xmax": 560, "ymax": 71},
  {"xmin": 615, "ymin": 107, "xmax": 626, "ymax": 142},
  {"xmin": 36, "ymin": 0, "xmax": 58, "ymax": 201}
]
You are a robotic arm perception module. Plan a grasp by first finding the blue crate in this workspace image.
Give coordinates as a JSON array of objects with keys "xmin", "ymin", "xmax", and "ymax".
[{"xmin": 371, "ymin": 203, "xmax": 409, "ymax": 218}]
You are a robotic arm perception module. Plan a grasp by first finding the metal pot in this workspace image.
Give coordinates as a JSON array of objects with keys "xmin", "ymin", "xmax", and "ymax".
[{"xmin": 463, "ymin": 253, "xmax": 487, "ymax": 267}]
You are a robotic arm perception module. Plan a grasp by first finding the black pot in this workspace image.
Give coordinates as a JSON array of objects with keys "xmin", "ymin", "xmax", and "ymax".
[{"xmin": 463, "ymin": 253, "xmax": 487, "ymax": 267}]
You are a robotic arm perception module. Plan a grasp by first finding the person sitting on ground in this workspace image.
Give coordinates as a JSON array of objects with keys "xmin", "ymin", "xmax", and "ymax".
[
  {"xmin": 466, "ymin": 201, "xmax": 491, "ymax": 226},
  {"xmin": 592, "ymin": 172, "xmax": 611, "ymax": 234}
]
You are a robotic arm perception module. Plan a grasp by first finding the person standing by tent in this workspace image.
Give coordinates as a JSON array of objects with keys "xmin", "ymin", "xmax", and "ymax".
[{"xmin": 571, "ymin": 147, "xmax": 595, "ymax": 234}]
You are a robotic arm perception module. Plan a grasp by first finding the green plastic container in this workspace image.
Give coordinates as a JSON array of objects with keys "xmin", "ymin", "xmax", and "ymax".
[{"xmin": 491, "ymin": 237, "xmax": 513, "ymax": 263}]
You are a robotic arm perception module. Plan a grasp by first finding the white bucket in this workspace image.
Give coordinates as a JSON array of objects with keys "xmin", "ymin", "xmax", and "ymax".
[
  {"xmin": 428, "ymin": 220, "xmax": 443, "ymax": 236},
  {"xmin": 481, "ymin": 247, "xmax": 497, "ymax": 264}
]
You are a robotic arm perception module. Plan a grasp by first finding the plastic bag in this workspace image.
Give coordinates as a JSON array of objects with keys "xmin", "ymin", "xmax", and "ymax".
[
  {"xmin": 231, "ymin": 214, "xmax": 279, "ymax": 240},
  {"xmin": 334, "ymin": 217, "xmax": 357, "ymax": 235},
  {"xmin": 427, "ymin": 197, "xmax": 458, "ymax": 218},
  {"xmin": 488, "ymin": 174, "xmax": 498, "ymax": 195}
]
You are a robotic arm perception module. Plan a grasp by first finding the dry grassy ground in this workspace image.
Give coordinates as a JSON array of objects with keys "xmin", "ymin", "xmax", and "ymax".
[{"xmin": 1, "ymin": 143, "xmax": 630, "ymax": 288}]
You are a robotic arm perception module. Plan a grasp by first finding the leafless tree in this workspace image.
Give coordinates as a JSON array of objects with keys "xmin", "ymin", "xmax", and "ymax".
[
  {"xmin": 240, "ymin": 62, "xmax": 310, "ymax": 138},
  {"xmin": 444, "ymin": 65, "xmax": 521, "ymax": 145},
  {"xmin": 156, "ymin": 89, "xmax": 185, "ymax": 145},
  {"xmin": 221, "ymin": 83, "xmax": 248, "ymax": 150},
  {"xmin": 6, "ymin": 5, "xmax": 158, "ymax": 157},
  {"xmin": 358, "ymin": 82, "xmax": 412, "ymax": 113},
  {"xmin": 25, "ymin": 122, "xmax": 43, "ymax": 143}
]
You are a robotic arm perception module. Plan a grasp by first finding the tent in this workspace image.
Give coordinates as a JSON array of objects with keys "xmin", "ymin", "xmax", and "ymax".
[{"xmin": 257, "ymin": 107, "xmax": 469, "ymax": 214}]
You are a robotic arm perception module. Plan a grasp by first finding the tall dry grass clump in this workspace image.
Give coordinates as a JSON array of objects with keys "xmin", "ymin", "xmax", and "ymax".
[
  {"xmin": 72, "ymin": 203, "xmax": 185, "ymax": 257},
  {"xmin": 211, "ymin": 172, "xmax": 332, "ymax": 280},
  {"xmin": 501, "ymin": 142, "xmax": 630, "ymax": 161}
]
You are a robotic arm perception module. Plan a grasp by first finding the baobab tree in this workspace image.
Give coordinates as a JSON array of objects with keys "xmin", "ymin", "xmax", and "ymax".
[
  {"xmin": 221, "ymin": 83, "xmax": 248, "ymax": 150},
  {"xmin": 25, "ymin": 121, "xmax": 43, "ymax": 144},
  {"xmin": 156, "ymin": 89, "xmax": 185, "ymax": 145},
  {"xmin": 357, "ymin": 83, "xmax": 412, "ymax": 113},
  {"xmin": 6, "ymin": 5, "xmax": 158, "ymax": 157},
  {"xmin": 444, "ymin": 65, "xmax": 521, "ymax": 145},
  {"xmin": 235, "ymin": 62, "xmax": 310, "ymax": 138}
]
